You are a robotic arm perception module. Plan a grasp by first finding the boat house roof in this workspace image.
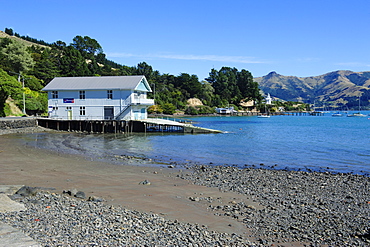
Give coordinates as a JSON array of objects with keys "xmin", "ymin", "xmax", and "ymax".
[{"xmin": 42, "ymin": 75, "xmax": 151, "ymax": 92}]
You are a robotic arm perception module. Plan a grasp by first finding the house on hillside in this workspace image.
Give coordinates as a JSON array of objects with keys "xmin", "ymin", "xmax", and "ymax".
[
  {"xmin": 42, "ymin": 75, "xmax": 154, "ymax": 120},
  {"xmin": 265, "ymin": 93, "xmax": 272, "ymax": 105},
  {"xmin": 215, "ymin": 107, "xmax": 237, "ymax": 114}
]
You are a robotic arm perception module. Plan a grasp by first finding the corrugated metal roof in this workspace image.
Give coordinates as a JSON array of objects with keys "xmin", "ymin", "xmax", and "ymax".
[{"xmin": 42, "ymin": 76, "xmax": 148, "ymax": 91}]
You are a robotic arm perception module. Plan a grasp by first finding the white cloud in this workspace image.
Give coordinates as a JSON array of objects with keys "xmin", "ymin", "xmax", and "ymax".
[{"xmin": 106, "ymin": 52, "xmax": 265, "ymax": 64}]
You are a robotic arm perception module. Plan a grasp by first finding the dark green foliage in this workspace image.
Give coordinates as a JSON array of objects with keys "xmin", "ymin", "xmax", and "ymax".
[
  {"xmin": 237, "ymin": 69, "xmax": 261, "ymax": 101},
  {"xmin": 134, "ymin": 62, "xmax": 153, "ymax": 80},
  {"xmin": 19, "ymin": 35, "xmax": 50, "ymax": 46},
  {"xmin": 52, "ymin": 40, "xmax": 67, "ymax": 49},
  {"xmin": 185, "ymin": 105, "xmax": 215, "ymax": 115},
  {"xmin": 71, "ymin": 35, "xmax": 103, "ymax": 59},
  {"xmin": 175, "ymin": 73, "xmax": 202, "ymax": 98},
  {"xmin": 1, "ymin": 29, "xmax": 264, "ymax": 115},
  {"xmin": 29, "ymin": 47, "xmax": 59, "ymax": 84},
  {"xmin": 206, "ymin": 67, "xmax": 262, "ymax": 106},
  {"xmin": 5, "ymin": 28, "xmax": 13, "ymax": 36},
  {"xmin": 24, "ymin": 92, "xmax": 47, "ymax": 113},
  {"xmin": 0, "ymin": 68, "xmax": 22, "ymax": 116},
  {"xmin": 24, "ymin": 75, "xmax": 44, "ymax": 91},
  {"xmin": 185, "ymin": 106, "xmax": 199, "ymax": 115},
  {"xmin": 58, "ymin": 46, "xmax": 91, "ymax": 77},
  {"xmin": 1, "ymin": 39, "xmax": 35, "ymax": 74},
  {"xmin": 0, "ymin": 38, "xmax": 13, "ymax": 72},
  {"xmin": 161, "ymin": 103, "xmax": 176, "ymax": 114}
]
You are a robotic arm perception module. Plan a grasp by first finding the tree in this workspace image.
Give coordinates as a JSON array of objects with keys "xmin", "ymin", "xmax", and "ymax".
[
  {"xmin": 71, "ymin": 35, "xmax": 103, "ymax": 59},
  {"xmin": 23, "ymin": 75, "xmax": 44, "ymax": 91},
  {"xmin": 237, "ymin": 69, "xmax": 262, "ymax": 101},
  {"xmin": 206, "ymin": 67, "xmax": 261, "ymax": 106},
  {"xmin": 1, "ymin": 39, "xmax": 35, "ymax": 76},
  {"xmin": 198, "ymin": 80, "xmax": 214, "ymax": 105},
  {"xmin": 23, "ymin": 87, "xmax": 47, "ymax": 114},
  {"xmin": 0, "ymin": 38, "xmax": 13, "ymax": 72},
  {"xmin": 52, "ymin": 40, "xmax": 67, "ymax": 49},
  {"xmin": 134, "ymin": 62, "xmax": 153, "ymax": 80},
  {"xmin": 58, "ymin": 46, "xmax": 90, "ymax": 76},
  {"xmin": 175, "ymin": 73, "xmax": 202, "ymax": 98},
  {"xmin": 161, "ymin": 103, "xmax": 176, "ymax": 114},
  {"xmin": 4, "ymin": 28, "xmax": 14, "ymax": 36},
  {"xmin": 30, "ymin": 47, "xmax": 59, "ymax": 84},
  {"xmin": 206, "ymin": 67, "xmax": 239, "ymax": 105},
  {"xmin": 0, "ymin": 68, "xmax": 22, "ymax": 116}
]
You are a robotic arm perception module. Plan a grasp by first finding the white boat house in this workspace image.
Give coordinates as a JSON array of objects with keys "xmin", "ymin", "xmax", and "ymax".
[{"xmin": 42, "ymin": 75, "xmax": 154, "ymax": 120}]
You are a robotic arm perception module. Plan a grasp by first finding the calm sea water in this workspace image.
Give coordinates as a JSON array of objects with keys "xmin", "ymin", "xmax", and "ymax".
[{"xmin": 19, "ymin": 112, "xmax": 370, "ymax": 175}]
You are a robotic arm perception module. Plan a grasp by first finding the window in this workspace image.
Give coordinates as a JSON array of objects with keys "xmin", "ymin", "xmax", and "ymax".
[
  {"xmin": 52, "ymin": 91, "xmax": 58, "ymax": 99},
  {"xmin": 66, "ymin": 107, "xmax": 72, "ymax": 110},
  {"xmin": 107, "ymin": 90, "xmax": 113, "ymax": 99},
  {"xmin": 79, "ymin": 106, "xmax": 86, "ymax": 116},
  {"xmin": 79, "ymin": 91, "xmax": 85, "ymax": 99},
  {"xmin": 52, "ymin": 106, "xmax": 58, "ymax": 111}
]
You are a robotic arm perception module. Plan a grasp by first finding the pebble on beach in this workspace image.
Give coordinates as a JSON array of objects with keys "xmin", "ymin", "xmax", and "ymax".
[
  {"xmin": 0, "ymin": 190, "xmax": 251, "ymax": 246},
  {"xmin": 179, "ymin": 165, "xmax": 370, "ymax": 246}
]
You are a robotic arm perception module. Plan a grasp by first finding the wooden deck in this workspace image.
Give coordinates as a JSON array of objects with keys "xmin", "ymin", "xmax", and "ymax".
[
  {"xmin": 137, "ymin": 118, "xmax": 223, "ymax": 133},
  {"xmin": 36, "ymin": 118, "xmax": 222, "ymax": 134}
]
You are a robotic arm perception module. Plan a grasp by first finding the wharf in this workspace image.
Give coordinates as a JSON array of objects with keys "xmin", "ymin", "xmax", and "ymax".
[
  {"xmin": 138, "ymin": 118, "xmax": 223, "ymax": 133},
  {"xmin": 36, "ymin": 118, "xmax": 222, "ymax": 134}
]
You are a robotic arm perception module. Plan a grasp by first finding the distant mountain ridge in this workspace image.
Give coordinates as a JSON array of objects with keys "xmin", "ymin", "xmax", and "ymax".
[{"xmin": 254, "ymin": 70, "xmax": 370, "ymax": 109}]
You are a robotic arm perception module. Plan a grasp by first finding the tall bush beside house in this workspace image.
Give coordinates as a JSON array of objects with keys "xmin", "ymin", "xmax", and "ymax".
[
  {"xmin": 0, "ymin": 68, "xmax": 22, "ymax": 116},
  {"xmin": 23, "ymin": 87, "xmax": 48, "ymax": 115}
]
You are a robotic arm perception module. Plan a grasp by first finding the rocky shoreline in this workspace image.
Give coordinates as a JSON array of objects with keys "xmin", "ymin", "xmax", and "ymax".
[
  {"xmin": 0, "ymin": 126, "xmax": 369, "ymax": 246},
  {"xmin": 179, "ymin": 165, "xmax": 370, "ymax": 246},
  {"xmin": 1, "ymin": 165, "xmax": 369, "ymax": 246},
  {"xmin": 0, "ymin": 186, "xmax": 251, "ymax": 246}
]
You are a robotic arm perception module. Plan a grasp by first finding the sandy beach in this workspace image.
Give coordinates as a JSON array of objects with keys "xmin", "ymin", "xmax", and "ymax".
[
  {"xmin": 1, "ymin": 129, "xmax": 369, "ymax": 246},
  {"xmin": 0, "ymin": 131, "xmax": 258, "ymax": 242}
]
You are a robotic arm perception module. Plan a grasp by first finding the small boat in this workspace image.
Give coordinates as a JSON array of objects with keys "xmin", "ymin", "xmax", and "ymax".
[
  {"xmin": 332, "ymin": 112, "xmax": 343, "ymax": 117},
  {"xmin": 347, "ymin": 112, "xmax": 366, "ymax": 117},
  {"xmin": 347, "ymin": 96, "xmax": 366, "ymax": 117},
  {"xmin": 258, "ymin": 104, "xmax": 270, "ymax": 118}
]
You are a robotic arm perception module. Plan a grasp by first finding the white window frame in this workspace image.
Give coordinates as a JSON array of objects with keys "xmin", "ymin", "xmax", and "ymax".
[
  {"xmin": 79, "ymin": 106, "xmax": 86, "ymax": 116},
  {"xmin": 52, "ymin": 91, "xmax": 58, "ymax": 99},
  {"xmin": 107, "ymin": 90, "xmax": 113, "ymax": 99},
  {"xmin": 79, "ymin": 91, "xmax": 85, "ymax": 99}
]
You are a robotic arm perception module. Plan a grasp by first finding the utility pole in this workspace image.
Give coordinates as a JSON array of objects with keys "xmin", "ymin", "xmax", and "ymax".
[{"xmin": 151, "ymin": 83, "xmax": 156, "ymax": 104}]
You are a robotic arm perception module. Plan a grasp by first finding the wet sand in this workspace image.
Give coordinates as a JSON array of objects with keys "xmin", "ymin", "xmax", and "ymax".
[
  {"xmin": 3, "ymin": 130, "xmax": 368, "ymax": 246},
  {"xmin": 0, "ymin": 133, "xmax": 259, "ymax": 237}
]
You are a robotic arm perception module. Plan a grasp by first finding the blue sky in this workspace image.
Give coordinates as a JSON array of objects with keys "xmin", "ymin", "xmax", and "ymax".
[{"xmin": 2, "ymin": 0, "xmax": 370, "ymax": 80}]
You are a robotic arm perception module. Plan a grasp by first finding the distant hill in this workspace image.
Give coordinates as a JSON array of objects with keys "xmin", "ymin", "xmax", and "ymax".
[{"xmin": 255, "ymin": 70, "xmax": 370, "ymax": 109}]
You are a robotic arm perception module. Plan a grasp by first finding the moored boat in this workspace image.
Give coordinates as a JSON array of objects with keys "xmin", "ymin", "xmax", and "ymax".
[
  {"xmin": 347, "ymin": 96, "xmax": 366, "ymax": 117},
  {"xmin": 347, "ymin": 112, "xmax": 366, "ymax": 117},
  {"xmin": 332, "ymin": 112, "xmax": 343, "ymax": 117}
]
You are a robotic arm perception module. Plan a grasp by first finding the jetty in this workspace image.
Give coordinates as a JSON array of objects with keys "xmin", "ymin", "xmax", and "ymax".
[
  {"xmin": 138, "ymin": 118, "xmax": 222, "ymax": 133},
  {"xmin": 36, "ymin": 118, "xmax": 222, "ymax": 134}
]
